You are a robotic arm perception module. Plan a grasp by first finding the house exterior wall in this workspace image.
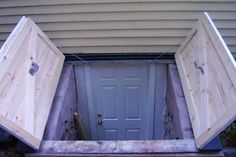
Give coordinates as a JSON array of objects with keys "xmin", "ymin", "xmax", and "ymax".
[{"xmin": 0, "ymin": 0, "xmax": 235, "ymax": 55}]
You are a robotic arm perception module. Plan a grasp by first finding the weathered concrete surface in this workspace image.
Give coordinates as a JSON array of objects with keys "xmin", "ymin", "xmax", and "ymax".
[
  {"xmin": 223, "ymin": 147, "xmax": 236, "ymax": 157},
  {"xmin": 26, "ymin": 152, "xmax": 224, "ymax": 157},
  {"xmin": 166, "ymin": 64, "xmax": 194, "ymax": 139},
  {"xmin": 36, "ymin": 140, "xmax": 197, "ymax": 154},
  {"xmin": 26, "ymin": 140, "xmax": 223, "ymax": 156},
  {"xmin": 43, "ymin": 65, "xmax": 78, "ymax": 140}
]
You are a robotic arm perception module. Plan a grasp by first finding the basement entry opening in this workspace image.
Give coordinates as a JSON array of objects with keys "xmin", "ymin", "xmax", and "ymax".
[
  {"xmin": 43, "ymin": 60, "xmax": 193, "ymax": 142},
  {"xmin": 75, "ymin": 61, "xmax": 175, "ymax": 140}
]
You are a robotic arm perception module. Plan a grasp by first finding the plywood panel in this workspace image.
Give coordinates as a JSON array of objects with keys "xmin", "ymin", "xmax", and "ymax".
[
  {"xmin": 0, "ymin": 16, "xmax": 64, "ymax": 149},
  {"xmin": 175, "ymin": 12, "xmax": 236, "ymax": 148}
]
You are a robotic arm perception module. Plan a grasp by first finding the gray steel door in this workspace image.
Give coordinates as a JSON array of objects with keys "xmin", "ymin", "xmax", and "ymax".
[{"xmin": 85, "ymin": 62, "xmax": 155, "ymax": 140}]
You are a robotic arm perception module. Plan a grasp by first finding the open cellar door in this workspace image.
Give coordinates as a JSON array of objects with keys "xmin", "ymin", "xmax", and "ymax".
[
  {"xmin": 0, "ymin": 17, "xmax": 64, "ymax": 149},
  {"xmin": 175, "ymin": 12, "xmax": 236, "ymax": 149}
]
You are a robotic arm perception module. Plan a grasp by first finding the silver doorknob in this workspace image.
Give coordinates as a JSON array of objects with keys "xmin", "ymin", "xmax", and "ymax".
[
  {"xmin": 97, "ymin": 120, "xmax": 103, "ymax": 125},
  {"xmin": 97, "ymin": 112, "xmax": 102, "ymax": 117}
]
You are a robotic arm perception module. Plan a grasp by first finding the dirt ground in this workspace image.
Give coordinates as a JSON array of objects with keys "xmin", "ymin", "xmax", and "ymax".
[
  {"xmin": 164, "ymin": 108, "xmax": 176, "ymax": 140},
  {"xmin": 0, "ymin": 138, "xmax": 23, "ymax": 157},
  {"xmin": 60, "ymin": 115, "xmax": 80, "ymax": 140}
]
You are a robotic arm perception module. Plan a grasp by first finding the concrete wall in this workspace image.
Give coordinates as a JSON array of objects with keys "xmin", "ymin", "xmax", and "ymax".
[
  {"xmin": 0, "ymin": 0, "xmax": 235, "ymax": 55},
  {"xmin": 166, "ymin": 64, "xmax": 193, "ymax": 139},
  {"xmin": 43, "ymin": 65, "xmax": 78, "ymax": 140}
]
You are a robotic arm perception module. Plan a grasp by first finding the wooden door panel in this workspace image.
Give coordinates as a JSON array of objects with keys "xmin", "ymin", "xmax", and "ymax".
[
  {"xmin": 175, "ymin": 12, "xmax": 236, "ymax": 148},
  {"xmin": 0, "ymin": 17, "xmax": 64, "ymax": 149}
]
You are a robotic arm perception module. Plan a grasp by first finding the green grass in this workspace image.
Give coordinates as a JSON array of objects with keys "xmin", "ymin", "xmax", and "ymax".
[{"xmin": 221, "ymin": 121, "xmax": 236, "ymax": 147}]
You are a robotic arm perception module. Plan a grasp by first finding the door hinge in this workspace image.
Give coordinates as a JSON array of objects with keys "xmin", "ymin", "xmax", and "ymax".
[{"xmin": 29, "ymin": 62, "xmax": 39, "ymax": 76}]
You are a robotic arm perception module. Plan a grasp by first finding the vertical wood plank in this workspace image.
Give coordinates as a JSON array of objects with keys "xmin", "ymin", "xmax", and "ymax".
[
  {"xmin": 197, "ymin": 22, "xmax": 209, "ymax": 131},
  {"xmin": 25, "ymin": 27, "xmax": 37, "ymax": 134}
]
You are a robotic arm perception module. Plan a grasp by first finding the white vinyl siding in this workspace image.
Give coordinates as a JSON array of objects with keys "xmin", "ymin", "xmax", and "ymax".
[{"xmin": 0, "ymin": 0, "xmax": 236, "ymax": 55}]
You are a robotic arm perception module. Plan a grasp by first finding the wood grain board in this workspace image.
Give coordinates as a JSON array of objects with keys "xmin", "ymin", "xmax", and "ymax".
[
  {"xmin": 0, "ymin": 16, "xmax": 64, "ymax": 149},
  {"xmin": 175, "ymin": 12, "xmax": 236, "ymax": 148}
]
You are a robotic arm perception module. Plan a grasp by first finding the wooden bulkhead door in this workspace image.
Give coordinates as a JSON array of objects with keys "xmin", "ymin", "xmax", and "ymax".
[
  {"xmin": 0, "ymin": 17, "xmax": 64, "ymax": 149},
  {"xmin": 175, "ymin": 12, "xmax": 236, "ymax": 149}
]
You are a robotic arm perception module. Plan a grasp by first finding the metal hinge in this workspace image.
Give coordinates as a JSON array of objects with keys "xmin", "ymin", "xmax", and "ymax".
[{"xmin": 29, "ymin": 62, "xmax": 39, "ymax": 76}]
